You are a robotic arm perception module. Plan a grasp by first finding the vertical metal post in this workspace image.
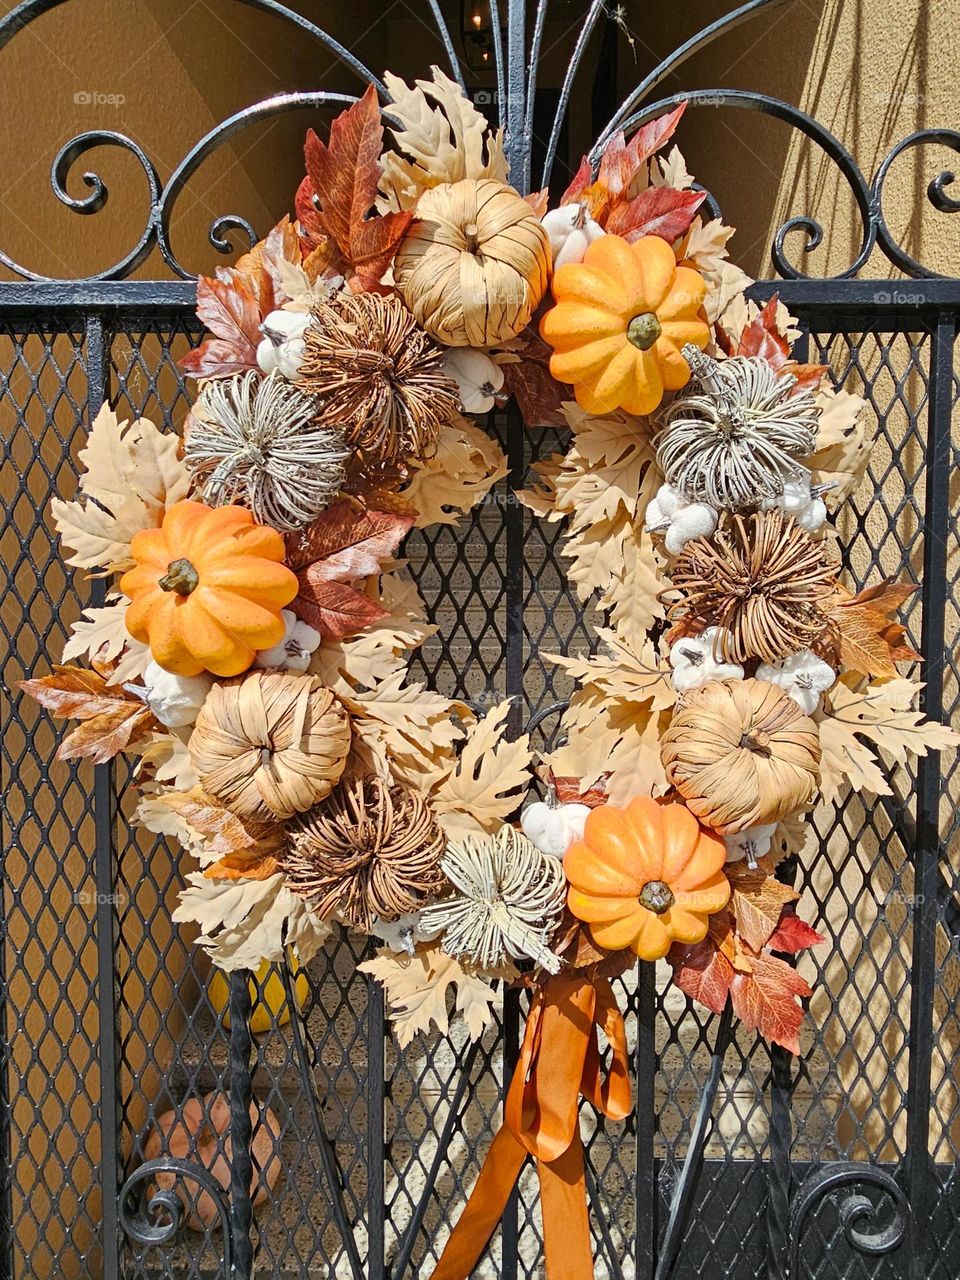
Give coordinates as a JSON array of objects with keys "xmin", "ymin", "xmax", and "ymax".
[
  {"xmin": 367, "ymin": 977, "xmax": 386, "ymax": 1280},
  {"xmin": 228, "ymin": 971, "xmax": 255, "ymax": 1279},
  {"xmin": 504, "ymin": 0, "xmax": 528, "ymax": 187},
  {"xmin": 634, "ymin": 962, "xmax": 657, "ymax": 1280},
  {"xmin": 87, "ymin": 313, "xmax": 122, "ymax": 1280},
  {"xmin": 905, "ymin": 314, "xmax": 954, "ymax": 1280}
]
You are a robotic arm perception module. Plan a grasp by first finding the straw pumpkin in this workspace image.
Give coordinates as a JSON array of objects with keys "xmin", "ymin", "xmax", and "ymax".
[
  {"xmin": 660, "ymin": 678, "xmax": 821, "ymax": 834},
  {"xmin": 121, "ymin": 501, "xmax": 298, "ymax": 678},
  {"xmin": 189, "ymin": 670, "xmax": 351, "ymax": 821},
  {"xmin": 393, "ymin": 178, "xmax": 550, "ymax": 347},
  {"xmin": 564, "ymin": 796, "xmax": 730, "ymax": 961},
  {"xmin": 540, "ymin": 234, "xmax": 710, "ymax": 416}
]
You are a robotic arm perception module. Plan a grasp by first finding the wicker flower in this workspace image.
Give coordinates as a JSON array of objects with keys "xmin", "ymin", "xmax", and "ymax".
[
  {"xmin": 185, "ymin": 370, "xmax": 349, "ymax": 532},
  {"xmin": 296, "ymin": 292, "xmax": 459, "ymax": 461},
  {"xmin": 656, "ymin": 347, "xmax": 820, "ymax": 510},
  {"xmin": 282, "ymin": 775, "xmax": 446, "ymax": 929},
  {"xmin": 669, "ymin": 510, "xmax": 836, "ymax": 664},
  {"xmin": 189, "ymin": 670, "xmax": 351, "ymax": 821},
  {"xmin": 419, "ymin": 825, "xmax": 566, "ymax": 974}
]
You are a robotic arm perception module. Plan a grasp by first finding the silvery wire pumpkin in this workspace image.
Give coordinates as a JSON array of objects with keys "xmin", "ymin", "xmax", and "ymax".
[
  {"xmin": 660, "ymin": 678, "xmax": 821, "ymax": 834},
  {"xmin": 393, "ymin": 178, "xmax": 551, "ymax": 348}
]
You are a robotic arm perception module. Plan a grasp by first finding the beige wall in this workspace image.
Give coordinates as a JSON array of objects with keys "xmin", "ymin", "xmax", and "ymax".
[{"xmin": 0, "ymin": 1, "xmax": 956, "ymax": 1274}]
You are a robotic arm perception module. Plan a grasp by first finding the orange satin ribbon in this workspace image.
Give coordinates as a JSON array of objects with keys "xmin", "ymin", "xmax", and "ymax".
[{"xmin": 431, "ymin": 972, "xmax": 632, "ymax": 1280}]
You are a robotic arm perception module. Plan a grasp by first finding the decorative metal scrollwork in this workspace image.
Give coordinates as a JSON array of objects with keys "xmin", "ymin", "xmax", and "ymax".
[
  {"xmin": 0, "ymin": 0, "xmax": 956, "ymax": 283},
  {"xmin": 787, "ymin": 1164, "xmax": 909, "ymax": 1277},
  {"xmin": 118, "ymin": 1157, "xmax": 236, "ymax": 1270}
]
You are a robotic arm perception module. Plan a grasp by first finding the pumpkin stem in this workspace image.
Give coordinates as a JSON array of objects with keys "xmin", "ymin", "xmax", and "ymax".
[
  {"xmin": 627, "ymin": 312, "xmax": 662, "ymax": 351},
  {"xmin": 638, "ymin": 880, "xmax": 675, "ymax": 915},
  {"xmin": 158, "ymin": 558, "xmax": 199, "ymax": 596},
  {"xmin": 741, "ymin": 729, "xmax": 772, "ymax": 754},
  {"xmin": 463, "ymin": 222, "xmax": 481, "ymax": 254},
  {"xmin": 573, "ymin": 201, "xmax": 589, "ymax": 230},
  {"xmin": 545, "ymin": 783, "xmax": 558, "ymax": 810}
]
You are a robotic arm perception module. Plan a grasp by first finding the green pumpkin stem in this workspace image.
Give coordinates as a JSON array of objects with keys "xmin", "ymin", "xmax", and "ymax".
[
  {"xmin": 627, "ymin": 312, "xmax": 662, "ymax": 351},
  {"xmin": 158, "ymin": 558, "xmax": 200, "ymax": 596}
]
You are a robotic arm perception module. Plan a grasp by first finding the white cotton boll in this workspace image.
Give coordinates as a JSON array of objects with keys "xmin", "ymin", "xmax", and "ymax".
[
  {"xmin": 663, "ymin": 503, "xmax": 718, "ymax": 555},
  {"xmin": 142, "ymin": 660, "xmax": 214, "ymax": 728},
  {"xmin": 257, "ymin": 310, "xmax": 311, "ymax": 380},
  {"xmin": 756, "ymin": 650, "xmax": 835, "ymax": 714},
  {"xmin": 442, "ymin": 348, "xmax": 505, "ymax": 414},
  {"xmin": 669, "ymin": 628, "xmax": 744, "ymax": 691},
  {"xmin": 723, "ymin": 823, "xmax": 777, "ymax": 866},
  {"xmin": 542, "ymin": 204, "xmax": 604, "ymax": 268},
  {"xmin": 793, "ymin": 497, "xmax": 827, "ymax": 531},
  {"xmin": 654, "ymin": 483, "xmax": 683, "ymax": 519},
  {"xmin": 254, "ymin": 609, "xmax": 322, "ymax": 673}
]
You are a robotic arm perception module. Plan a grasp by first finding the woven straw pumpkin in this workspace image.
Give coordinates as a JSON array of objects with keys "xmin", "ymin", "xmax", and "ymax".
[
  {"xmin": 189, "ymin": 670, "xmax": 350, "ymax": 821},
  {"xmin": 660, "ymin": 678, "xmax": 821, "ymax": 834},
  {"xmin": 393, "ymin": 178, "xmax": 550, "ymax": 347}
]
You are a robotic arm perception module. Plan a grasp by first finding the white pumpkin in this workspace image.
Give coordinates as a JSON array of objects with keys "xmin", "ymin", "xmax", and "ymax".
[
  {"xmin": 542, "ymin": 203, "xmax": 604, "ymax": 269},
  {"xmin": 645, "ymin": 482, "xmax": 718, "ymax": 555},
  {"xmin": 254, "ymin": 609, "xmax": 322, "ymax": 673},
  {"xmin": 761, "ymin": 475, "xmax": 827, "ymax": 532},
  {"xmin": 142, "ymin": 660, "xmax": 213, "ymax": 728},
  {"xmin": 257, "ymin": 310, "xmax": 311, "ymax": 380},
  {"xmin": 668, "ymin": 628, "xmax": 744, "ymax": 692},
  {"xmin": 369, "ymin": 912, "xmax": 438, "ymax": 955},
  {"xmin": 756, "ymin": 650, "xmax": 835, "ymax": 714},
  {"xmin": 723, "ymin": 823, "xmax": 777, "ymax": 867},
  {"xmin": 442, "ymin": 348, "xmax": 505, "ymax": 414},
  {"xmin": 520, "ymin": 784, "xmax": 590, "ymax": 858}
]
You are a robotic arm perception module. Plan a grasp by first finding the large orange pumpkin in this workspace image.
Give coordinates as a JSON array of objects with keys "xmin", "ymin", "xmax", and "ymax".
[
  {"xmin": 540, "ymin": 234, "xmax": 710, "ymax": 416},
  {"xmin": 121, "ymin": 500, "xmax": 298, "ymax": 678},
  {"xmin": 564, "ymin": 795, "xmax": 730, "ymax": 960}
]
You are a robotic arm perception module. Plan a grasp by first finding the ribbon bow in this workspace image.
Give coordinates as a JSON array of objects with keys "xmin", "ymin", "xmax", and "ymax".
[{"xmin": 431, "ymin": 971, "xmax": 632, "ymax": 1280}]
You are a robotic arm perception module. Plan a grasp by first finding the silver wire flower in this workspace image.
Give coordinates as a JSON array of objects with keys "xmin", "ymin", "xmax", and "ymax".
[
  {"xmin": 655, "ymin": 347, "xmax": 820, "ymax": 511},
  {"xmin": 420, "ymin": 825, "xmax": 566, "ymax": 973},
  {"xmin": 185, "ymin": 370, "xmax": 349, "ymax": 531}
]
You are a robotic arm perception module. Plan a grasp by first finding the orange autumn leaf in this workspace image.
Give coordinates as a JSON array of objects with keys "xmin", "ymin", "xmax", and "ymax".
[
  {"xmin": 726, "ymin": 859, "xmax": 800, "ymax": 953},
  {"xmin": 729, "ymin": 946, "xmax": 812, "ymax": 1054},
  {"xmin": 204, "ymin": 853, "xmax": 281, "ymax": 882},
  {"xmin": 19, "ymin": 665, "xmax": 156, "ymax": 764},
  {"xmin": 826, "ymin": 579, "xmax": 921, "ymax": 677},
  {"xmin": 162, "ymin": 789, "xmax": 284, "ymax": 858},
  {"xmin": 296, "ymin": 85, "xmax": 413, "ymax": 292}
]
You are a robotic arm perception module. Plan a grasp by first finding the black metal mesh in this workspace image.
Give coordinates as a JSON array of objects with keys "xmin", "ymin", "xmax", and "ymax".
[{"xmin": 1, "ymin": 297, "xmax": 958, "ymax": 1280}]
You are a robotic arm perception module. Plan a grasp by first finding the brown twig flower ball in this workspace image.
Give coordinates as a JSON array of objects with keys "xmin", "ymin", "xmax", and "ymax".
[
  {"xmin": 296, "ymin": 292, "xmax": 459, "ymax": 462},
  {"xmin": 282, "ymin": 774, "xmax": 446, "ymax": 930},
  {"xmin": 668, "ymin": 509, "xmax": 836, "ymax": 664}
]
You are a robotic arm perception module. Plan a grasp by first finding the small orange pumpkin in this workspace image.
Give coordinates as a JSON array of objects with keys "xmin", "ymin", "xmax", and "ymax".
[
  {"xmin": 540, "ymin": 234, "xmax": 710, "ymax": 416},
  {"xmin": 120, "ymin": 500, "xmax": 298, "ymax": 678},
  {"xmin": 564, "ymin": 795, "xmax": 730, "ymax": 960}
]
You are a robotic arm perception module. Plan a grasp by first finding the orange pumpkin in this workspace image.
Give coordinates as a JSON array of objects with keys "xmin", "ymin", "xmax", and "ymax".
[
  {"xmin": 540, "ymin": 234, "xmax": 710, "ymax": 416},
  {"xmin": 120, "ymin": 501, "xmax": 298, "ymax": 678},
  {"xmin": 564, "ymin": 795, "xmax": 730, "ymax": 960}
]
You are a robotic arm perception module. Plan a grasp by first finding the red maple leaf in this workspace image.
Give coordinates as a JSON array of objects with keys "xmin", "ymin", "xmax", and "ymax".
[
  {"xmin": 605, "ymin": 187, "xmax": 706, "ymax": 244},
  {"xmin": 730, "ymin": 948, "xmax": 813, "ymax": 1055},
  {"xmin": 180, "ymin": 274, "xmax": 262, "ymax": 378},
  {"xmin": 668, "ymin": 932, "xmax": 735, "ymax": 1016},
  {"xmin": 297, "ymin": 85, "xmax": 413, "ymax": 292},
  {"xmin": 499, "ymin": 325, "xmax": 567, "ymax": 428},
  {"xmin": 767, "ymin": 906, "xmax": 825, "ymax": 954},
  {"xmin": 717, "ymin": 294, "xmax": 826, "ymax": 391},
  {"xmin": 286, "ymin": 503, "xmax": 413, "ymax": 640}
]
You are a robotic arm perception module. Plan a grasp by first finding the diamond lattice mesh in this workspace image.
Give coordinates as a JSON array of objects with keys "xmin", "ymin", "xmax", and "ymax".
[{"xmin": 0, "ymin": 306, "xmax": 957, "ymax": 1279}]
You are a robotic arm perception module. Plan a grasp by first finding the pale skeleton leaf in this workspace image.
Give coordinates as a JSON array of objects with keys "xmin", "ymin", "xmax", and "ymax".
[
  {"xmin": 173, "ymin": 872, "xmax": 331, "ymax": 972},
  {"xmin": 817, "ymin": 678, "xmax": 960, "ymax": 804},
  {"xmin": 62, "ymin": 602, "xmax": 151, "ymax": 683},
  {"xmin": 379, "ymin": 66, "xmax": 509, "ymax": 212},
  {"xmin": 402, "ymin": 416, "xmax": 507, "ymax": 527},
  {"xmin": 430, "ymin": 700, "xmax": 533, "ymax": 837},
  {"xmin": 681, "ymin": 217, "xmax": 752, "ymax": 327},
  {"xmin": 358, "ymin": 943, "xmax": 505, "ymax": 1046},
  {"xmin": 52, "ymin": 404, "xmax": 191, "ymax": 571}
]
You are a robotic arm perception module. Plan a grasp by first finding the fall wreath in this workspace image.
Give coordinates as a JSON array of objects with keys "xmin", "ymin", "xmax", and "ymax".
[{"xmin": 23, "ymin": 71, "xmax": 958, "ymax": 1277}]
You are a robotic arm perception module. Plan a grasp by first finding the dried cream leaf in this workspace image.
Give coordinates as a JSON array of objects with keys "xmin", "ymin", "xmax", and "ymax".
[
  {"xmin": 379, "ymin": 67, "xmax": 509, "ymax": 212},
  {"xmin": 809, "ymin": 387, "xmax": 872, "ymax": 499},
  {"xmin": 403, "ymin": 416, "xmax": 507, "ymax": 527},
  {"xmin": 431, "ymin": 700, "xmax": 532, "ymax": 837},
  {"xmin": 546, "ymin": 629, "xmax": 674, "ymax": 710},
  {"xmin": 358, "ymin": 943, "xmax": 501, "ymax": 1047}
]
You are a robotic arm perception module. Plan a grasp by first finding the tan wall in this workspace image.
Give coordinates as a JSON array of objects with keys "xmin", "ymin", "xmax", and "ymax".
[{"xmin": 0, "ymin": 1, "xmax": 956, "ymax": 1274}]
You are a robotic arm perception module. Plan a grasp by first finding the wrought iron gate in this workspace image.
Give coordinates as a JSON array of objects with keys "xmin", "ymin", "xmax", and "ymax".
[{"xmin": 1, "ymin": 2, "xmax": 959, "ymax": 1278}]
